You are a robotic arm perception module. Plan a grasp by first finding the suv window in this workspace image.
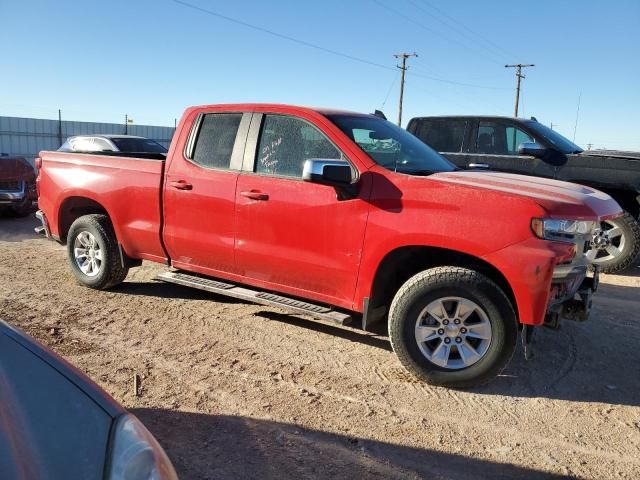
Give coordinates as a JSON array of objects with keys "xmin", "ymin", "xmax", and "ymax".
[
  {"xmin": 416, "ymin": 119, "xmax": 467, "ymax": 152},
  {"xmin": 256, "ymin": 115, "xmax": 341, "ymax": 178},
  {"xmin": 192, "ymin": 113, "xmax": 242, "ymax": 169},
  {"xmin": 505, "ymin": 126, "xmax": 534, "ymax": 154},
  {"xmin": 476, "ymin": 122, "xmax": 533, "ymax": 155}
]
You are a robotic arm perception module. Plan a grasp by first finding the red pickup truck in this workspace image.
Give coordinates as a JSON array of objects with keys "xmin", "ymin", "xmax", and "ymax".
[{"xmin": 35, "ymin": 104, "xmax": 620, "ymax": 387}]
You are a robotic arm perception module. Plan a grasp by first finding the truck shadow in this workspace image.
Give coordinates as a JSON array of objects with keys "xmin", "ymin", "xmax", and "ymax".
[
  {"xmin": 111, "ymin": 281, "xmax": 244, "ymax": 303},
  {"xmin": 113, "ymin": 281, "xmax": 639, "ymax": 407},
  {"xmin": 132, "ymin": 408, "xmax": 570, "ymax": 480},
  {"xmin": 0, "ymin": 214, "xmax": 40, "ymax": 242},
  {"xmin": 469, "ymin": 285, "xmax": 640, "ymax": 407}
]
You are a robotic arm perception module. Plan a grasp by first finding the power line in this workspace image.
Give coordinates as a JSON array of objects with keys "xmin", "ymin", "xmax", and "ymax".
[
  {"xmin": 404, "ymin": 0, "xmax": 513, "ymax": 62},
  {"xmin": 170, "ymin": 0, "xmax": 395, "ymax": 72},
  {"xmin": 380, "ymin": 70, "xmax": 400, "ymax": 108},
  {"xmin": 372, "ymin": 0, "xmax": 504, "ymax": 66},
  {"xmin": 170, "ymin": 1, "xmax": 511, "ymax": 97},
  {"xmin": 573, "ymin": 91, "xmax": 582, "ymax": 142},
  {"xmin": 408, "ymin": 66, "xmax": 512, "ymax": 90},
  {"xmin": 415, "ymin": 0, "xmax": 520, "ymax": 60}
]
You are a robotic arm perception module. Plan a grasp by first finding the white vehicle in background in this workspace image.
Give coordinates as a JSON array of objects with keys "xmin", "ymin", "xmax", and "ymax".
[{"xmin": 58, "ymin": 135, "xmax": 168, "ymax": 160}]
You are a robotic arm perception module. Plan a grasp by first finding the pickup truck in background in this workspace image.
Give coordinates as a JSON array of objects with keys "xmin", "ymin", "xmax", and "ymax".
[
  {"xmin": 406, "ymin": 115, "xmax": 640, "ymax": 273},
  {"xmin": 35, "ymin": 104, "xmax": 620, "ymax": 387},
  {"xmin": 0, "ymin": 154, "xmax": 37, "ymax": 216}
]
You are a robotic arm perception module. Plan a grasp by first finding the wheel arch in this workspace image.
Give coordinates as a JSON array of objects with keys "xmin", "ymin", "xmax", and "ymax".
[
  {"xmin": 579, "ymin": 184, "xmax": 639, "ymax": 219},
  {"xmin": 57, "ymin": 196, "xmax": 111, "ymax": 244},
  {"xmin": 365, "ymin": 246, "xmax": 518, "ymax": 326}
]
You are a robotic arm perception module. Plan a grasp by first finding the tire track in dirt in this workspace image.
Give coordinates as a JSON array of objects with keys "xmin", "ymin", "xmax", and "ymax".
[{"xmin": 2, "ymin": 231, "xmax": 640, "ymax": 479}]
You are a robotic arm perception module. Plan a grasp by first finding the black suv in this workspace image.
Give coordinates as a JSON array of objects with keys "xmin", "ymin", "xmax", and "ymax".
[{"xmin": 407, "ymin": 115, "xmax": 640, "ymax": 273}]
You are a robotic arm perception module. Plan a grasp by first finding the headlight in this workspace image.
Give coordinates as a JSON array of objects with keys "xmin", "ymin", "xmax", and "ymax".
[
  {"xmin": 107, "ymin": 414, "xmax": 177, "ymax": 480},
  {"xmin": 531, "ymin": 218, "xmax": 597, "ymax": 242}
]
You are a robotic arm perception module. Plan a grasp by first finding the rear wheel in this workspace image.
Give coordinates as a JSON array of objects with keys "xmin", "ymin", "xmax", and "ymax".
[
  {"xmin": 587, "ymin": 212, "xmax": 640, "ymax": 274},
  {"xmin": 67, "ymin": 214, "xmax": 128, "ymax": 289},
  {"xmin": 388, "ymin": 266, "xmax": 517, "ymax": 387}
]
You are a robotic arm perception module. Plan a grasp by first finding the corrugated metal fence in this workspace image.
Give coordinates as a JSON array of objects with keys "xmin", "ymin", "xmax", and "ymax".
[{"xmin": 0, "ymin": 116, "xmax": 175, "ymax": 164}]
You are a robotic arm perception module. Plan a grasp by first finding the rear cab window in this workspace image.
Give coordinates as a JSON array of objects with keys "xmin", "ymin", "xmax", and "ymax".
[
  {"xmin": 190, "ymin": 113, "xmax": 243, "ymax": 169},
  {"xmin": 414, "ymin": 119, "xmax": 468, "ymax": 153}
]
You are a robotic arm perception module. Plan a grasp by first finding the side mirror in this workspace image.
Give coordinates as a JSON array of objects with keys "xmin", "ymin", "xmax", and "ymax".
[
  {"xmin": 518, "ymin": 142, "xmax": 548, "ymax": 158},
  {"xmin": 302, "ymin": 159, "xmax": 357, "ymax": 187},
  {"xmin": 518, "ymin": 142, "xmax": 567, "ymax": 166}
]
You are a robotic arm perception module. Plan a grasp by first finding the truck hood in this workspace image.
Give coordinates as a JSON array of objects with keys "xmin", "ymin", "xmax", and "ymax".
[
  {"xmin": 573, "ymin": 150, "xmax": 640, "ymax": 161},
  {"xmin": 431, "ymin": 170, "xmax": 621, "ymax": 220},
  {"xmin": 0, "ymin": 157, "xmax": 35, "ymax": 181}
]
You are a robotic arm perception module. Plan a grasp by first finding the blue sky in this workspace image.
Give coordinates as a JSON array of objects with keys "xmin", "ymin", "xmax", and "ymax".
[{"xmin": 1, "ymin": 0, "xmax": 639, "ymax": 150}]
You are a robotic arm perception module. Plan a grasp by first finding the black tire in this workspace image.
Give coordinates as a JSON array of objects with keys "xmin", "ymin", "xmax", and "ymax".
[
  {"xmin": 592, "ymin": 212, "xmax": 640, "ymax": 274},
  {"xmin": 388, "ymin": 266, "xmax": 518, "ymax": 388},
  {"xmin": 67, "ymin": 214, "xmax": 129, "ymax": 289}
]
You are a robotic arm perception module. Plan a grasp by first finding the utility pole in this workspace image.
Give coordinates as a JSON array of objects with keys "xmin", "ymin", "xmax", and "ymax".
[
  {"xmin": 58, "ymin": 109, "xmax": 63, "ymax": 147},
  {"xmin": 125, "ymin": 114, "xmax": 128, "ymax": 135},
  {"xmin": 394, "ymin": 52, "xmax": 418, "ymax": 127},
  {"xmin": 505, "ymin": 63, "xmax": 534, "ymax": 117}
]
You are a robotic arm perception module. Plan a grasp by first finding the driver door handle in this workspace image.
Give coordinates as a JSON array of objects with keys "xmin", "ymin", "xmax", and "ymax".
[
  {"xmin": 241, "ymin": 190, "xmax": 269, "ymax": 201},
  {"xmin": 169, "ymin": 180, "xmax": 193, "ymax": 190}
]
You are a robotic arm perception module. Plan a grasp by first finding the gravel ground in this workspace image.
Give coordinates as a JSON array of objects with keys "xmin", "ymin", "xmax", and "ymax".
[{"xmin": 1, "ymin": 214, "xmax": 639, "ymax": 480}]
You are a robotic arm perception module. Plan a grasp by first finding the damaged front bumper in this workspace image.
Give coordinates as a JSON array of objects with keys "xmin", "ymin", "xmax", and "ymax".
[{"xmin": 544, "ymin": 261, "xmax": 599, "ymax": 329}]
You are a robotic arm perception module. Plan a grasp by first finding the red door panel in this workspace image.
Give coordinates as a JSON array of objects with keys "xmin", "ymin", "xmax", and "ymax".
[
  {"xmin": 163, "ymin": 163, "xmax": 238, "ymax": 275},
  {"xmin": 234, "ymin": 174, "xmax": 370, "ymax": 307},
  {"xmin": 162, "ymin": 112, "xmax": 249, "ymax": 275}
]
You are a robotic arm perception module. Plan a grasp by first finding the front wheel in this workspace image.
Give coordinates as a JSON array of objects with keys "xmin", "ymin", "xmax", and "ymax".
[
  {"xmin": 388, "ymin": 266, "xmax": 517, "ymax": 388},
  {"xmin": 587, "ymin": 212, "xmax": 640, "ymax": 274},
  {"xmin": 67, "ymin": 214, "xmax": 129, "ymax": 289}
]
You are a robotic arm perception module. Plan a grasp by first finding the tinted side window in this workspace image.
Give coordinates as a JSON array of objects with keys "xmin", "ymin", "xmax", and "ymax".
[
  {"xmin": 256, "ymin": 115, "xmax": 341, "ymax": 178},
  {"xmin": 505, "ymin": 126, "xmax": 534, "ymax": 154},
  {"xmin": 192, "ymin": 113, "xmax": 242, "ymax": 169},
  {"xmin": 417, "ymin": 119, "xmax": 467, "ymax": 152},
  {"xmin": 476, "ymin": 122, "xmax": 534, "ymax": 155},
  {"xmin": 476, "ymin": 122, "xmax": 507, "ymax": 154}
]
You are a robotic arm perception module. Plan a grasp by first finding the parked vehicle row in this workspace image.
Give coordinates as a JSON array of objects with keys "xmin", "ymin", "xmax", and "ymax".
[
  {"xmin": 0, "ymin": 154, "xmax": 37, "ymax": 217},
  {"xmin": 407, "ymin": 115, "xmax": 640, "ymax": 273},
  {"xmin": 34, "ymin": 103, "xmax": 620, "ymax": 387}
]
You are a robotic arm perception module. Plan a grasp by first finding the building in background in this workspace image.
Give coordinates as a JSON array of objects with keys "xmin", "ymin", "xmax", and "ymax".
[{"xmin": 0, "ymin": 116, "xmax": 175, "ymax": 165}]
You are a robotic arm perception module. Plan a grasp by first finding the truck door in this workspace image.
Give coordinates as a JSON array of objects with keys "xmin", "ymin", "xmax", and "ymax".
[
  {"xmin": 467, "ymin": 120, "xmax": 542, "ymax": 175},
  {"xmin": 163, "ymin": 112, "xmax": 251, "ymax": 276},
  {"xmin": 234, "ymin": 113, "xmax": 369, "ymax": 307}
]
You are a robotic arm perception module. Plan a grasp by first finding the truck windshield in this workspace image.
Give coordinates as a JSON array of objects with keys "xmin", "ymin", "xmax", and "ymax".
[
  {"xmin": 523, "ymin": 121, "xmax": 583, "ymax": 154},
  {"xmin": 326, "ymin": 114, "xmax": 456, "ymax": 175}
]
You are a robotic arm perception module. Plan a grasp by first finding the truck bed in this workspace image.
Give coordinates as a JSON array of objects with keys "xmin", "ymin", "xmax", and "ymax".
[{"xmin": 36, "ymin": 151, "xmax": 167, "ymax": 263}]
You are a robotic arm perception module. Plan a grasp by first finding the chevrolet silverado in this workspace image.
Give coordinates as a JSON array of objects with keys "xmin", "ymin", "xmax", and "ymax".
[{"xmin": 34, "ymin": 104, "xmax": 619, "ymax": 387}]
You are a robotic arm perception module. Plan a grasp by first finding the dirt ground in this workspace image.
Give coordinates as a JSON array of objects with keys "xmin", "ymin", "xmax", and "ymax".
[{"xmin": 1, "ymin": 215, "xmax": 639, "ymax": 480}]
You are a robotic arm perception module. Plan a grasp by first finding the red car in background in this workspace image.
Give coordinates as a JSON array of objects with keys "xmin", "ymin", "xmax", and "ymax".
[{"xmin": 0, "ymin": 154, "xmax": 37, "ymax": 216}]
